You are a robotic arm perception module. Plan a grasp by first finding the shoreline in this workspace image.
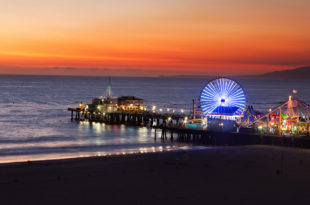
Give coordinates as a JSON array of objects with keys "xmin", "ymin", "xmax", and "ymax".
[
  {"xmin": 0, "ymin": 144, "xmax": 203, "ymax": 167},
  {"xmin": 0, "ymin": 143, "xmax": 308, "ymax": 167},
  {"xmin": 0, "ymin": 142, "xmax": 196, "ymax": 166},
  {"xmin": 1, "ymin": 145, "xmax": 310, "ymax": 204}
]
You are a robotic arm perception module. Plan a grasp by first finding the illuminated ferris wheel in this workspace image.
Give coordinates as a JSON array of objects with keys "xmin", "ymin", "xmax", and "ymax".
[{"xmin": 200, "ymin": 78, "xmax": 246, "ymax": 117}]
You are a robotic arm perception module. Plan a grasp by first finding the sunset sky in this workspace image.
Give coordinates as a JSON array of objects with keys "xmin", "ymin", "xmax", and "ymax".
[{"xmin": 0, "ymin": 0, "xmax": 309, "ymax": 76}]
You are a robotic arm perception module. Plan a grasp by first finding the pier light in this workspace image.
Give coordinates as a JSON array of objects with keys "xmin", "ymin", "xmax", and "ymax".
[
  {"xmin": 173, "ymin": 110, "xmax": 175, "ymax": 113},
  {"xmin": 181, "ymin": 109, "xmax": 184, "ymax": 113},
  {"xmin": 152, "ymin": 105, "xmax": 156, "ymax": 110},
  {"xmin": 167, "ymin": 108, "xmax": 170, "ymax": 112},
  {"xmin": 159, "ymin": 108, "xmax": 163, "ymax": 112},
  {"xmin": 183, "ymin": 117, "xmax": 188, "ymax": 124}
]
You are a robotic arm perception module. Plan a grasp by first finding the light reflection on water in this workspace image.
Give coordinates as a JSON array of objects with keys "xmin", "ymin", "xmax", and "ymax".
[
  {"xmin": 0, "ymin": 119, "xmax": 188, "ymax": 163},
  {"xmin": 0, "ymin": 143, "xmax": 197, "ymax": 164}
]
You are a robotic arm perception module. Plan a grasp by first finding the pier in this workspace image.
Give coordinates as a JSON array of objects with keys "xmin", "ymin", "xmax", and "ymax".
[
  {"xmin": 153, "ymin": 125, "xmax": 310, "ymax": 148},
  {"xmin": 68, "ymin": 107, "xmax": 310, "ymax": 149},
  {"xmin": 68, "ymin": 108, "xmax": 188, "ymax": 126},
  {"xmin": 68, "ymin": 77, "xmax": 310, "ymax": 150}
]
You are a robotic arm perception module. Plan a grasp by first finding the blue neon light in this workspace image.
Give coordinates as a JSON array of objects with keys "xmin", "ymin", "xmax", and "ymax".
[{"xmin": 200, "ymin": 78, "xmax": 246, "ymax": 116}]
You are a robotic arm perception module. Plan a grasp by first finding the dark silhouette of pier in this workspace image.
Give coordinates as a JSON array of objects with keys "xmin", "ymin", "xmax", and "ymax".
[{"xmin": 154, "ymin": 125, "xmax": 310, "ymax": 148}]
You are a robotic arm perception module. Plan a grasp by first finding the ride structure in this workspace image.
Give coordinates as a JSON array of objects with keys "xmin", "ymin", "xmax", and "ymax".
[
  {"xmin": 200, "ymin": 78, "xmax": 246, "ymax": 120},
  {"xmin": 249, "ymin": 96, "xmax": 310, "ymax": 136},
  {"xmin": 199, "ymin": 78, "xmax": 247, "ymax": 131}
]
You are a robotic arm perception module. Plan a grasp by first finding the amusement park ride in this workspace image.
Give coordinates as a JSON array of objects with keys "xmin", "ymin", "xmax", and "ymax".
[
  {"xmin": 195, "ymin": 77, "xmax": 310, "ymax": 136},
  {"xmin": 197, "ymin": 78, "xmax": 246, "ymax": 131},
  {"xmin": 249, "ymin": 96, "xmax": 310, "ymax": 136}
]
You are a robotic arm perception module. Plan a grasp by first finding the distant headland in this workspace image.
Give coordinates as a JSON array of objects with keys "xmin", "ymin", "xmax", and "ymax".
[
  {"xmin": 162, "ymin": 66, "xmax": 310, "ymax": 80},
  {"xmin": 254, "ymin": 66, "xmax": 310, "ymax": 80}
]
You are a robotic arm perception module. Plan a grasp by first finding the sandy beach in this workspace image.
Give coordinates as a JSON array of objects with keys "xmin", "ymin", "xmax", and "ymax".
[{"xmin": 1, "ymin": 145, "xmax": 310, "ymax": 205}]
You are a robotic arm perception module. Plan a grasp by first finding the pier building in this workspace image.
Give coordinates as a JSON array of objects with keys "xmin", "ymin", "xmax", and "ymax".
[{"xmin": 117, "ymin": 96, "xmax": 146, "ymax": 111}]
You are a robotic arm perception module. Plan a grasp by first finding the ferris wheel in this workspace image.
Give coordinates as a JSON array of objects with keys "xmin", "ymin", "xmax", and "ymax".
[{"xmin": 200, "ymin": 78, "xmax": 246, "ymax": 117}]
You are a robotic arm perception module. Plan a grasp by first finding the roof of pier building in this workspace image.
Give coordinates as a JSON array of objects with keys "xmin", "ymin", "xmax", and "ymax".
[
  {"xmin": 117, "ymin": 96, "xmax": 144, "ymax": 106},
  {"xmin": 118, "ymin": 96, "xmax": 143, "ymax": 101}
]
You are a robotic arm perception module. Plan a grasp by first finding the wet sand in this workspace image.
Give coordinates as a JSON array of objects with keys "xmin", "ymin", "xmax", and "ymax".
[{"xmin": 0, "ymin": 145, "xmax": 310, "ymax": 205}]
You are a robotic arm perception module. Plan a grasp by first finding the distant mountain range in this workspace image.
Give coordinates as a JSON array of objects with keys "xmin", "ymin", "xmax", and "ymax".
[
  {"xmin": 253, "ymin": 66, "xmax": 310, "ymax": 80},
  {"xmin": 160, "ymin": 66, "xmax": 310, "ymax": 80}
]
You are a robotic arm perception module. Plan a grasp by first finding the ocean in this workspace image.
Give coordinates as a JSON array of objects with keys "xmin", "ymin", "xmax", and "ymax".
[{"xmin": 0, "ymin": 75, "xmax": 310, "ymax": 163}]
